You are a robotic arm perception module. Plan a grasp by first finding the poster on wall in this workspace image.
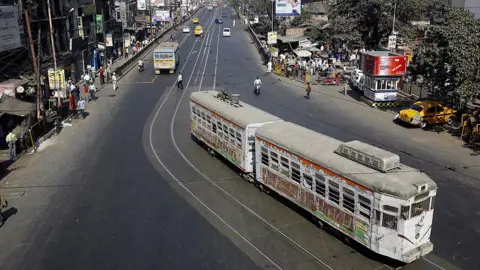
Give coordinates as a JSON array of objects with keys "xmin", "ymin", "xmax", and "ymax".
[
  {"xmin": 0, "ymin": 6, "xmax": 22, "ymax": 53},
  {"xmin": 47, "ymin": 68, "xmax": 66, "ymax": 90},
  {"xmin": 155, "ymin": 10, "xmax": 171, "ymax": 21},
  {"xmin": 275, "ymin": 0, "xmax": 301, "ymax": 17},
  {"xmin": 137, "ymin": 0, "xmax": 146, "ymax": 10},
  {"xmin": 267, "ymin": 31, "xmax": 277, "ymax": 45},
  {"xmin": 151, "ymin": 0, "xmax": 165, "ymax": 7},
  {"xmin": 106, "ymin": 33, "xmax": 113, "ymax": 47}
]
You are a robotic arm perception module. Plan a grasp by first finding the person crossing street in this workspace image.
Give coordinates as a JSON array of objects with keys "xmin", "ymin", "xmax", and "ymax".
[{"xmin": 177, "ymin": 72, "xmax": 183, "ymax": 90}]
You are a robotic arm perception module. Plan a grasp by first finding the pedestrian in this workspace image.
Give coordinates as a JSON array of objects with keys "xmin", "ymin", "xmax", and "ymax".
[
  {"xmin": 112, "ymin": 72, "xmax": 117, "ymax": 91},
  {"xmin": 0, "ymin": 193, "xmax": 8, "ymax": 227},
  {"xmin": 233, "ymin": 19, "xmax": 235, "ymax": 26},
  {"xmin": 100, "ymin": 66, "xmax": 105, "ymax": 85},
  {"xmin": 5, "ymin": 131, "xmax": 17, "ymax": 160},
  {"xmin": 267, "ymin": 60, "xmax": 272, "ymax": 73},
  {"xmin": 69, "ymin": 91, "xmax": 77, "ymax": 115},
  {"xmin": 70, "ymin": 82, "xmax": 78, "ymax": 104},
  {"xmin": 83, "ymin": 82, "xmax": 89, "ymax": 102},
  {"xmin": 305, "ymin": 82, "xmax": 312, "ymax": 99},
  {"xmin": 89, "ymin": 83, "xmax": 97, "ymax": 101},
  {"xmin": 177, "ymin": 72, "xmax": 183, "ymax": 90},
  {"xmin": 78, "ymin": 98, "xmax": 86, "ymax": 119},
  {"xmin": 106, "ymin": 65, "xmax": 111, "ymax": 83},
  {"xmin": 90, "ymin": 65, "xmax": 96, "ymax": 80},
  {"xmin": 344, "ymin": 82, "xmax": 349, "ymax": 95},
  {"xmin": 118, "ymin": 48, "xmax": 121, "ymax": 58}
]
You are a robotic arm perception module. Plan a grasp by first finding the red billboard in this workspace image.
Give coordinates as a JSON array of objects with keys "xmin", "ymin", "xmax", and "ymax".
[{"xmin": 361, "ymin": 54, "xmax": 407, "ymax": 77}]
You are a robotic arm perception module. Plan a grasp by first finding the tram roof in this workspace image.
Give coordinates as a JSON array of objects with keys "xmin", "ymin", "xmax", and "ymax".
[
  {"xmin": 256, "ymin": 121, "xmax": 437, "ymax": 198},
  {"xmin": 190, "ymin": 90, "xmax": 282, "ymax": 129}
]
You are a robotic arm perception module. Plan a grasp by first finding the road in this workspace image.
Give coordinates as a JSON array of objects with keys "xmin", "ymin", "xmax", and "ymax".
[{"xmin": 0, "ymin": 5, "xmax": 477, "ymax": 270}]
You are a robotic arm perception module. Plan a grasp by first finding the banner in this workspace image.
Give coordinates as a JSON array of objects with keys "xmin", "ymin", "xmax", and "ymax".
[
  {"xmin": 151, "ymin": 0, "xmax": 165, "ymax": 7},
  {"xmin": 275, "ymin": 0, "xmax": 301, "ymax": 17},
  {"xmin": 137, "ymin": 0, "xmax": 146, "ymax": 10},
  {"xmin": 267, "ymin": 31, "xmax": 277, "ymax": 45},
  {"xmin": 95, "ymin": 14, "xmax": 103, "ymax": 33},
  {"xmin": 47, "ymin": 69, "xmax": 66, "ymax": 90},
  {"xmin": 124, "ymin": 33, "xmax": 131, "ymax": 48},
  {"xmin": 0, "ymin": 6, "xmax": 22, "ymax": 53},
  {"xmin": 106, "ymin": 33, "xmax": 113, "ymax": 47},
  {"xmin": 155, "ymin": 10, "xmax": 171, "ymax": 21}
]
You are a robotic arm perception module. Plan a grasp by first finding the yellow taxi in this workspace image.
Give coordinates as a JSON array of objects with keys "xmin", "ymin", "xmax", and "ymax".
[
  {"xmin": 192, "ymin": 17, "xmax": 199, "ymax": 24},
  {"xmin": 194, "ymin": 25, "xmax": 203, "ymax": 36},
  {"xmin": 394, "ymin": 101, "xmax": 456, "ymax": 129}
]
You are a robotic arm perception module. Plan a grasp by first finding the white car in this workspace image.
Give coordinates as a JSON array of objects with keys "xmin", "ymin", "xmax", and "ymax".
[
  {"xmin": 222, "ymin": 28, "xmax": 231, "ymax": 37},
  {"xmin": 183, "ymin": 26, "xmax": 191, "ymax": 33}
]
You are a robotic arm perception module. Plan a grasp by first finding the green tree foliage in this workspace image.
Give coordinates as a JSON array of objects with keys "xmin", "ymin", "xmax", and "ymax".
[
  {"xmin": 308, "ymin": 0, "xmax": 440, "ymax": 49},
  {"xmin": 412, "ymin": 7, "xmax": 480, "ymax": 106}
]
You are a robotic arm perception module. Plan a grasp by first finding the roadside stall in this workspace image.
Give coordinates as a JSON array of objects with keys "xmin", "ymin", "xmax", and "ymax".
[{"xmin": 359, "ymin": 51, "xmax": 407, "ymax": 102}]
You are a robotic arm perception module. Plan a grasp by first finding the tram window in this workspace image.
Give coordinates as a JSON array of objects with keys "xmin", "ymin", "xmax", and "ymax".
[
  {"xmin": 303, "ymin": 174, "xmax": 313, "ymax": 190},
  {"xmin": 201, "ymin": 111, "xmax": 206, "ymax": 119},
  {"xmin": 411, "ymin": 198, "xmax": 430, "ymax": 217},
  {"xmin": 192, "ymin": 107, "xmax": 196, "ymax": 115},
  {"xmin": 280, "ymin": 157, "xmax": 289, "ymax": 177},
  {"xmin": 315, "ymin": 178, "xmax": 326, "ymax": 197},
  {"xmin": 430, "ymin": 196, "xmax": 435, "ymax": 210},
  {"xmin": 401, "ymin": 205, "xmax": 410, "ymax": 219},
  {"xmin": 261, "ymin": 147, "xmax": 269, "ymax": 166},
  {"xmin": 229, "ymin": 129, "xmax": 235, "ymax": 144},
  {"xmin": 270, "ymin": 152, "xmax": 279, "ymax": 164},
  {"xmin": 382, "ymin": 213, "xmax": 398, "ymax": 230},
  {"xmin": 383, "ymin": 205, "xmax": 399, "ymax": 214},
  {"xmin": 350, "ymin": 150, "xmax": 357, "ymax": 159},
  {"xmin": 235, "ymin": 132, "xmax": 242, "ymax": 148},
  {"xmin": 342, "ymin": 187, "xmax": 355, "ymax": 213},
  {"xmin": 222, "ymin": 125, "xmax": 228, "ymax": 140},
  {"xmin": 291, "ymin": 162, "xmax": 301, "ymax": 184},
  {"xmin": 328, "ymin": 180, "xmax": 340, "ymax": 205},
  {"xmin": 212, "ymin": 122, "xmax": 217, "ymax": 133},
  {"xmin": 358, "ymin": 195, "xmax": 372, "ymax": 220}
]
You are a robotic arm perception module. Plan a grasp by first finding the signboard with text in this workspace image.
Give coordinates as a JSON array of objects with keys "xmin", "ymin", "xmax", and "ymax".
[
  {"xmin": 267, "ymin": 31, "xmax": 277, "ymax": 45},
  {"xmin": 0, "ymin": 6, "xmax": 22, "ymax": 53},
  {"xmin": 275, "ymin": 0, "xmax": 301, "ymax": 17},
  {"xmin": 155, "ymin": 10, "xmax": 171, "ymax": 21},
  {"xmin": 137, "ymin": 0, "xmax": 146, "ymax": 10},
  {"xmin": 361, "ymin": 54, "xmax": 407, "ymax": 77}
]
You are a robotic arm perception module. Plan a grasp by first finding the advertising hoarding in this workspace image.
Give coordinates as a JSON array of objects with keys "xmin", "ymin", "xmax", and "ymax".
[
  {"xmin": 151, "ymin": 0, "xmax": 165, "ymax": 7},
  {"xmin": 137, "ymin": 0, "xmax": 146, "ymax": 10},
  {"xmin": 0, "ymin": 6, "xmax": 22, "ymax": 53},
  {"xmin": 106, "ymin": 33, "xmax": 113, "ymax": 47},
  {"xmin": 275, "ymin": 0, "xmax": 301, "ymax": 17},
  {"xmin": 47, "ymin": 68, "xmax": 66, "ymax": 90},
  {"xmin": 155, "ymin": 10, "xmax": 171, "ymax": 21},
  {"xmin": 95, "ymin": 14, "xmax": 104, "ymax": 33},
  {"xmin": 362, "ymin": 54, "xmax": 407, "ymax": 76},
  {"xmin": 267, "ymin": 31, "xmax": 277, "ymax": 45}
]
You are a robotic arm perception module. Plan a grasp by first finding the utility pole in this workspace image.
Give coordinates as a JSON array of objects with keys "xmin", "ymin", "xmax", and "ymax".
[
  {"xmin": 37, "ymin": 28, "xmax": 43, "ymax": 123},
  {"xmin": 271, "ymin": 0, "xmax": 274, "ymax": 31},
  {"xmin": 47, "ymin": 0, "xmax": 61, "ymax": 116},
  {"xmin": 24, "ymin": 8, "xmax": 42, "ymax": 120}
]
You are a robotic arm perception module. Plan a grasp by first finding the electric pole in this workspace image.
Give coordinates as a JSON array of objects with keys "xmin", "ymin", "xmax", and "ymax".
[
  {"xmin": 47, "ymin": 0, "xmax": 61, "ymax": 116},
  {"xmin": 24, "ymin": 8, "xmax": 42, "ymax": 120}
]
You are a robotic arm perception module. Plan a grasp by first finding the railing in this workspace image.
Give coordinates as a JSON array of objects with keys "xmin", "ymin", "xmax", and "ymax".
[{"xmin": 246, "ymin": 26, "xmax": 268, "ymax": 64}]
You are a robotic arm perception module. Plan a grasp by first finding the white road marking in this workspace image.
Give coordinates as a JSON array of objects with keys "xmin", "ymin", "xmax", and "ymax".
[
  {"xmin": 147, "ymin": 9, "xmax": 283, "ymax": 270},
  {"xmin": 198, "ymin": 24, "xmax": 217, "ymax": 91}
]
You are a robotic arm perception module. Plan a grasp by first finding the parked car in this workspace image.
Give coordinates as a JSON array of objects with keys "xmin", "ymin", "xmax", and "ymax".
[
  {"xmin": 222, "ymin": 28, "xmax": 231, "ymax": 37},
  {"xmin": 394, "ymin": 101, "xmax": 457, "ymax": 129},
  {"xmin": 182, "ymin": 26, "xmax": 191, "ymax": 33}
]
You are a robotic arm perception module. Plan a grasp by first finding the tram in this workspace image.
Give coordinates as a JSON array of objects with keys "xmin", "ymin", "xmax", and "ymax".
[{"xmin": 189, "ymin": 90, "xmax": 437, "ymax": 263}]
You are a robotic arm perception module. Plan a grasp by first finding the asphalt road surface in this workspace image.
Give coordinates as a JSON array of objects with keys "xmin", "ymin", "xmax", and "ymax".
[{"xmin": 0, "ymin": 5, "xmax": 477, "ymax": 270}]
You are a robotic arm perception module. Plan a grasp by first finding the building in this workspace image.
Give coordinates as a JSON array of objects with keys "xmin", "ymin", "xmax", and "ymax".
[{"xmin": 451, "ymin": 0, "xmax": 480, "ymax": 18}]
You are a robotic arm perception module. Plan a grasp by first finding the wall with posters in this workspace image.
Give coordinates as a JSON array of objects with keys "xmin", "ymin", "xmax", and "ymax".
[
  {"xmin": 275, "ymin": 0, "xmax": 301, "ymax": 17},
  {"xmin": 0, "ymin": 5, "xmax": 22, "ymax": 53}
]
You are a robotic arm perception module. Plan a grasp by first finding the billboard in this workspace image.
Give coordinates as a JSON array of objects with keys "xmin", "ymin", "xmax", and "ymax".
[
  {"xmin": 151, "ymin": 0, "xmax": 165, "ymax": 7},
  {"xmin": 267, "ymin": 31, "xmax": 277, "ymax": 45},
  {"xmin": 47, "ymin": 68, "xmax": 66, "ymax": 90},
  {"xmin": 362, "ymin": 54, "xmax": 407, "ymax": 76},
  {"xmin": 106, "ymin": 33, "xmax": 113, "ymax": 47},
  {"xmin": 0, "ymin": 6, "xmax": 22, "ymax": 53},
  {"xmin": 137, "ymin": 0, "xmax": 146, "ymax": 10},
  {"xmin": 275, "ymin": 0, "xmax": 301, "ymax": 17},
  {"xmin": 155, "ymin": 10, "xmax": 171, "ymax": 21}
]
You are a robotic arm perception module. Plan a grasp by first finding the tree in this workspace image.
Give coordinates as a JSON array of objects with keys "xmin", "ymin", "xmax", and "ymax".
[
  {"xmin": 411, "ymin": 7, "xmax": 480, "ymax": 107},
  {"xmin": 317, "ymin": 0, "xmax": 445, "ymax": 50}
]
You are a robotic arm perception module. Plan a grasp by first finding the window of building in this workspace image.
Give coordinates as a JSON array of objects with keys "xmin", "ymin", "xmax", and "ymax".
[
  {"xmin": 291, "ymin": 162, "xmax": 301, "ymax": 184},
  {"xmin": 280, "ymin": 156, "xmax": 289, "ymax": 177},
  {"xmin": 303, "ymin": 174, "xmax": 313, "ymax": 190},
  {"xmin": 314, "ymin": 173, "xmax": 326, "ymax": 197},
  {"xmin": 261, "ymin": 147, "xmax": 269, "ymax": 166},
  {"xmin": 328, "ymin": 180, "xmax": 340, "ymax": 205},
  {"xmin": 342, "ymin": 187, "xmax": 355, "ymax": 213}
]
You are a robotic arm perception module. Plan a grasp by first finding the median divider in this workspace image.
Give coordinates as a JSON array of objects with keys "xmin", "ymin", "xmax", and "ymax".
[{"xmin": 114, "ymin": 7, "xmax": 201, "ymax": 77}]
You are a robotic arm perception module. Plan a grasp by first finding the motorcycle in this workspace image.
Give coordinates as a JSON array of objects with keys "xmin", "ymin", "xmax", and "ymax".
[
  {"xmin": 254, "ymin": 84, "xmax": 261, "ymax": 95},
  {"xmin": 138, "ymin": 64, "xmax": 144, "ymax": 72}
]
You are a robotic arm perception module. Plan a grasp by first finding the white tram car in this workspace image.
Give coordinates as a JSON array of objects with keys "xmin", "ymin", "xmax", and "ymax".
[{"xmin": 190, "ymin": 91, "xmax": 437, "ymax": 263}]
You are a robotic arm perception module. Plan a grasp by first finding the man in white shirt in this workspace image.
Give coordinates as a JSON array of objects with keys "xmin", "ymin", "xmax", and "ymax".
[
  {"xmin": 112, "ymin": 73, "xmax": 117, "ymax": 91},
  {"xmin": 177, "ymin": 73, "xmax": 183, "ymax": 90}
]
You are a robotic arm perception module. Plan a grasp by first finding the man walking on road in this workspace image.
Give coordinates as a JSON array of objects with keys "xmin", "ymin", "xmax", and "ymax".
[
  {"xmin": 112, "ymin": 72, "xmax": 117, "ymax": 91},
  {"xmin": 78, "ymin": 98, "xmax": 86, "ymax": 119},
  {"xmin": 305, "ymin": 82, "xmax": 312, "ymax": 99},
  {"xmin": 5, "ymin": 131, "xmax": 17, "ymax": 160},
  {"xmin": 177, "ymin": 72, "xmax": 183, "ymax": 90}
]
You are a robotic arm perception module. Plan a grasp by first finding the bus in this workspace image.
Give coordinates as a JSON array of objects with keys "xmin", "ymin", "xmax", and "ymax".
[{"xmin": 153, "ymin": 42, "xmax": 179, "ymax": 74}]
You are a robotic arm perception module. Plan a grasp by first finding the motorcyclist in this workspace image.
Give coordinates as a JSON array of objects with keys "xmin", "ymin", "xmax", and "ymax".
[
  {"xmin": 254, "ymin": 76, "xmax": 262, "ymax": 88},
  {"xmin": 170, "ymin": 34, "xmax": 174, "ymax": 42},
  {"xmin": 138, "ymin": 60, "xmax": 144, "ymax": 70}
]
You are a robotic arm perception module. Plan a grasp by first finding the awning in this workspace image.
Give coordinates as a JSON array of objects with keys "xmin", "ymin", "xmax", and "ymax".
[
  {"xmin": 295, "ymin": 50, "xmax": 312, "ymax": 57},
  {"xmin": 277, "ymin": 35, "xmax": 308, "ymax": 43},
  {"xmin": 0, "ymin": 96, "xmax": 36, "ymax": 117}
]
